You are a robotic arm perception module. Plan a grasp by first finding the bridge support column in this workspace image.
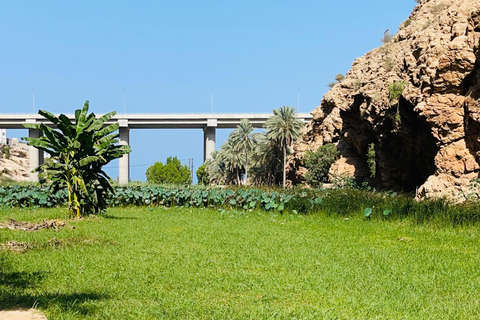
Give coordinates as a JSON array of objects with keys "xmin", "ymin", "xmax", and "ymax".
[
  {"xmin": 203, "ymin": 119, "xmax": 217, "ymax": 162},
  {"xmin": 27, "ymin": 124, "xmax": 44, "ymax": 182},
  {"xmin": 118, "ymin": 120, "xmax": 130, "ymax": 184}
]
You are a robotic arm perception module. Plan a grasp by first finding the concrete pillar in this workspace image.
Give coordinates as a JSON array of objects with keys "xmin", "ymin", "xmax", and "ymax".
[
  {"xmin": 118, "ymin": 120, "xmax": 130, "ymax": 184},
  {"xmin": 27, "ymin": 120, "xmax": 44, "ymax": 182},
  {"xmin": 203, "ymin": 119, "xmax": 217, "ymax": 162}
]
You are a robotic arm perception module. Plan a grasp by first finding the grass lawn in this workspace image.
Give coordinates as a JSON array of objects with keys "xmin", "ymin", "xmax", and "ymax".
[{"xmin": 0, "ymin": 207, "xmax": 479, "ymax": 319}]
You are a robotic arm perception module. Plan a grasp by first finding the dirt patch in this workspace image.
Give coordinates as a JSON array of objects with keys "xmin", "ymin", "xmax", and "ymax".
[
  {"xmin": 0, "ymin": 219, "xmax": 66, "ymax": 232},
  {"xmin": 0, "ymin": 240, "xmax": 32, "ymax": 253},
  {"xmin": 0, "ymin": 309, "xmax": 47, "ymax": 320}
]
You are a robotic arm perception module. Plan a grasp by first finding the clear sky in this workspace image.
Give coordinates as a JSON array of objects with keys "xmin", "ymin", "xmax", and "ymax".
[{"xmin": 0, "ymin": 1, "xmax": 417, "ymax": 182}]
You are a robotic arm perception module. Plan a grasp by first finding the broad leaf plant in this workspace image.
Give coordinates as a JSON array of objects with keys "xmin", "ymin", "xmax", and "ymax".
[{"xmin": 23, "ymin": 101, "xmax": 131, "ymax": 218}]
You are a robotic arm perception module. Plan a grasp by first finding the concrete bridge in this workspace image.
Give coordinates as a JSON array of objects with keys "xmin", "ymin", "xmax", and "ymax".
[{"xmin": 0, "ymin": 113, "xmax": 313, "ymax": 183}]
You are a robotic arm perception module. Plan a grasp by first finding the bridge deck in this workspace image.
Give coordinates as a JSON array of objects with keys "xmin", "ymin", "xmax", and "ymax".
[{"xmin": 0, "ymin": 113, "xmax": 313, "ymax": 129}]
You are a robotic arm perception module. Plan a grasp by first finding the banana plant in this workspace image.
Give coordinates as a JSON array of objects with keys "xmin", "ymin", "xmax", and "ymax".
[{"xmin": 23, "ymin": 101, "xmax": 131, "ymax": 218}]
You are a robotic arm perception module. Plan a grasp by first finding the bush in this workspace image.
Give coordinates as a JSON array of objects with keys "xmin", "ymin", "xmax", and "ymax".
[
  {"xmin": 304, "ymin": 144, "xmax": 340, "ymax": 187},
  {"xmin": 367, "ymin": 143, "xmax": 376, "ymax": 178},
  {"xmin": 4, "ymin": 145, "xmax": 9, "ymax": 159},
  {"xmin": 196, "ymin": 163, "xmax": 209, "ymax": 185},
  {"xmin": 146, "ymin": 156, "xmax": 192, "ymax": 185},
  {"xmin": 388, "ymin": 81, "xmax": 406, "ymax": 103}
]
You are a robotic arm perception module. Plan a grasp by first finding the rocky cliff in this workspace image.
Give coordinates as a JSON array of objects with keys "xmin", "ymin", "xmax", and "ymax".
[
  {"xmin": 289, "ymin": 0, "xmax": 480, "ymax": 197},
  {"xmin": 0, "ymin": 145, "xmax": 30, "ymax": 182}
]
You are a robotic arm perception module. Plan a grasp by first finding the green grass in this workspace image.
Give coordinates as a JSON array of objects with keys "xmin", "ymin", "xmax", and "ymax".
[{"xmin": 1, "ymin": 207, "xmax": 479, "ymax": 319}]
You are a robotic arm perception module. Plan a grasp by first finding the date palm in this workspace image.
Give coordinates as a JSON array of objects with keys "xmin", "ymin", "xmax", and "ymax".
[
  {"xmin": 23, "ymin": 101, "xmax": 131, "ymax": 218},
  {"xmin": 265, "ymin": 106, "xmax": 303, "ymax": 188},
  {"xmin": 230, "ymin": 118, "xmax": 257, "ymax": 185}
]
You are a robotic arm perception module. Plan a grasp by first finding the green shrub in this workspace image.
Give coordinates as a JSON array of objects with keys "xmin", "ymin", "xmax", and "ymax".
[
  {"xmin": 146, "ymin": 156, "xmax": 192, "ymax": 185},
  {"xmin": 196, "ymin": 163, "xmax": 209, "ymax": 185},
  {"xmin": 388, "ymin": 81, "xmax": 406, "ymax": 103},
  {"xmin": 303, "ymin": 144, "xmax": 340, "ymax": 188},
  {"xmin": 4, "ymin": 145, "xmax": 9, "ymax": 159},
  {"xmin": 367, "ymin": 143, "xmax": 376, "ymax": 178}
]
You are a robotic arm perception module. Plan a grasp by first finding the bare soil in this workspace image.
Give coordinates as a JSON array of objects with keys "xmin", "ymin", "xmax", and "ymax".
[{"xmin": 0, "ymin": 309, "xmax": 47, "ymax": 320}]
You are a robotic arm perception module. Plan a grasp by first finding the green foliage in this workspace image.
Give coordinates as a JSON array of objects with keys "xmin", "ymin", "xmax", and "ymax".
[
  {"xmin": 145, "ymin": 156, "xmax": 192, "ymax": 185},
  {"xmin": 328, "ymin": 82, "xmax": 337, "ymax": 88},
  {"xmin": 328, "ymin": 74, "xmax": 345, "ymax": 89},
  {"xmin": 388, "ymin": 81, "xmax": 406, "ymax": 103},
  {"xmin": 303, "ymin": 143, "xmax": 340, "ymax": 187},
  {"xmin": 4, "ymin": 145, "xmax": 9, "ymax": 159},
  {"xmin": 265, "ymin": 106, "xmax": 304, "ymax": 188},
  {"xmin": 367, "ymin": 143, "xmax": 376, "ymax": 178},
  {"xmin": 196, "ymin": 163, "xmax": 209, "ymax": 185},
  {"xmin": 402, "ymin": 18, "xmax": 412, "ymax": 28},
  {"xmin": 22, "ymin": 101, "xmax": 131, "ymax": 218},
  {"xmin": 3, "ymin": 184, "xmax": 480, "ymax": 226},
  {"xmin": 229, "ymin": 118, "xmax": 258, "ymax": 184},
  {"xmin": 208, "ymin": 108, "xmax": 303, "ymax": 187}
]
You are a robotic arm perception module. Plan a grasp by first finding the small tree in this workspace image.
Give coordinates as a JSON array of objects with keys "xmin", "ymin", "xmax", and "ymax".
[
  {"xmin": 146, "ymin": 156, "xmax": 192, "ymax": 185},
  {"xmin": 304, "ymin": 144, "xmax": 340, "ymax": 188},
  {"xmin": 23, "ymin": 101, "xmax": 131, "ymax": 218},
  {"xmin": 196, "ymin": 163, "xmax": 209, "ymax": 185}
]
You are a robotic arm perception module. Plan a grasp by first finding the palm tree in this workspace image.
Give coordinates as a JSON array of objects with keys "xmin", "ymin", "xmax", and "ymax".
[
  {"xmin": 250, "ymin": 132, "xmax": 282, "ymax": 185},
  {"xmin": 220, "ymin": 136, "xmax": 244, "ymax": 185},
  {"xmin": 230, "ymin": 118, "xmax": 257, "ymax": 185},
  {"xmin": 265, "ymin": 106, "xmax": 304, "ymax": 188}
]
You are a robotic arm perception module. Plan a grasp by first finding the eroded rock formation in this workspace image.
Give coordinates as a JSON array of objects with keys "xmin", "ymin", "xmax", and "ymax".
[{"xmin": 289, "ymin": 0, "xmax": 480, "ymax": 197}]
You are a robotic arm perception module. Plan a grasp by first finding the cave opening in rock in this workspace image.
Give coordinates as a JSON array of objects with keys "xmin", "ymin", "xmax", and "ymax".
[
  {"xmin": 340, "ymin": 95, "xmax": 438, "ymax": 192},
  {"xmin": 377, "ymin": 97, "xmax": 438, "ymax": 192}
]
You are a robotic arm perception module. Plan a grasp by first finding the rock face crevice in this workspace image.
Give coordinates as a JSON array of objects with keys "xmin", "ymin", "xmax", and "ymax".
[{"xmin": 289, "ymin": 0, "xmax": 480, "ymax": 197}]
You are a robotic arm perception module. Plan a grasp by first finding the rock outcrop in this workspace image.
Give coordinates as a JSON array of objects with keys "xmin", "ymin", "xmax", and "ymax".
[
  {"xmin": 0, "ymin": 144, "xmax": 30, "ymax": 182},
  {"xmin": 289, "ymin": 0, "xmax": 480, "ymax": 198}
]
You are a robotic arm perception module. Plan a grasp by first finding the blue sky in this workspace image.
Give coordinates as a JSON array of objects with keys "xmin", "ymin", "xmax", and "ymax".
[{"xmin": 0, "ymin": 1, "xmax": 417, "ymax": 182}]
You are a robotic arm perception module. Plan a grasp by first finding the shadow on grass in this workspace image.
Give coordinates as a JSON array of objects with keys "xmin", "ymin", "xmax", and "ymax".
[{"xmin": 0, "ymin": 257, "xmax": 109, "ymax": 314}]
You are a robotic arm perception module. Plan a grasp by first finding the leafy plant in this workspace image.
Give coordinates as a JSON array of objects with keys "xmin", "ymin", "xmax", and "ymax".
[
  {"xmin": 367, "ymin": 143, "xmax": 376, "ymax": 179},
  {"xmin": 4, "ymin": 145, "xmax": 9, "ymax": 159},
  {"xmin": 388, "ymin": 81, "xmax": 406, "ymax": 103},
  {"xmin": 23, "ymin": 101, "xmax": 131, "ymax": 218},
  {"xmin": 196, "ymin": 163, "xmax": 209, "ymax": 185},
  {"xmin": 335, "ymin": 74, "xmax": 345, "ymax": 82},
  {"xmin": 402, "ymin": 18, "xmax": 412, "ymax": 28},
  {"xmin": 146, "ymin": 156, "xmax": 192, "ymax": 185},
  {"xmin": 303, "ymin": 143, "xmax": 340, "ymax": 188}
]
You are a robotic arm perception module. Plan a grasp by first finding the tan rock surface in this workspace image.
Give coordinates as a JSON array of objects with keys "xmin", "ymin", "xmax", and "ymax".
[
  {"xmin": 0, "ymin": 145, "xmax": 30, "ymax": 181},
  {"xmin": 289, "ymin": 0, "xmax": 480, "ymax": 198}
]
